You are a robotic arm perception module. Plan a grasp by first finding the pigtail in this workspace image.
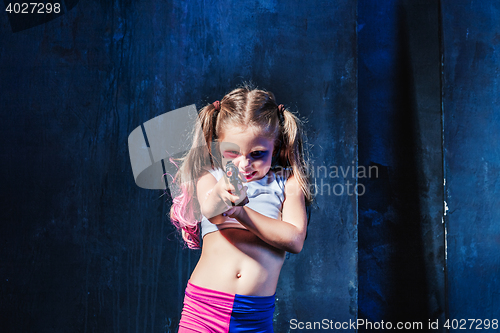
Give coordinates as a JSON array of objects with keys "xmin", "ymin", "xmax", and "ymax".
[
  {"xmin": 279, "ymin": 107, "xmax": 314, "ymax": 206},
  {"xmin": 169, "ymin": 103, "xmax": 222, "ymax": 249}
]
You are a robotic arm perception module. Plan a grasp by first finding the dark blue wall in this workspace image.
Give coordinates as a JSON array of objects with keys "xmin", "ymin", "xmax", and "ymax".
[
  {"xmin": 358, "ymin": 0, "xmax": 500, "ymax": 330},
  {"xmin": 0, "ymin": 0, "xmax": 357, "ymax": 332},
  {"xmin": 442, "ymin": 0, "xmax": 500, "ymax": 322},
  {"xmin": 3, "ymin": 0, "xmax": 498, "ymax": 331},
  {"xmin": 358, "ymin": 0, "xmax": 445, "ymax": 328}
]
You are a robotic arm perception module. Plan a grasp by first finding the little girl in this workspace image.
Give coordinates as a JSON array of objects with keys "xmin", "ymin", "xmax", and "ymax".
[{"xmin": 169, "ymin": 85, "xmax": 313, "ymax": 332}]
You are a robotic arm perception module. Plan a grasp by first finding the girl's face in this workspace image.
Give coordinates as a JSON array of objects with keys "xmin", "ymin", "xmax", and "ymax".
[{"xmin": 218, "ymin": 125, "xmax": 276, "ymax": 182}]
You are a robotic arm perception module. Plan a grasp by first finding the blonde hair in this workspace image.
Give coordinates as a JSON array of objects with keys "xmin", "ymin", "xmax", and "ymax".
[{"xmin": 169, "ymin": 84, "xmax": 314, "ymax": 248}]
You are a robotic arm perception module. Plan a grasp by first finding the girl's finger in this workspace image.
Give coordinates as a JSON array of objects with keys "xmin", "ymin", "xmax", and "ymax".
[
  {"xmin": 229, "ymin": 193, "xmax": 240, "ymax": 204},
  {"xmin": 218, "ymin": 176, "xmax": 235, "ymax": 192},
  {"xmin": 223, "ymin": 181, "xmax": 236, "ymax": 192},
  {"xmin": 223, "ymin": 194, "xmax": 236, "ymax": 206}
]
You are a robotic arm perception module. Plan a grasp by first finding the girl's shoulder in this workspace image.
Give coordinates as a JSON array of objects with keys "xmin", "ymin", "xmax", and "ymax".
[
  {"xmin": 272, "ymin": 166, "xmax": 293, "ymax": 185},
  {"xmin": 201, "ymin": 165, "xmax": 224, "ymax": 181}
]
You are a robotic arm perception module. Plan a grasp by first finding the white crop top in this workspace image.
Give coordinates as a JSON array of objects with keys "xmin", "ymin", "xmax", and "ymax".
[{"xmin": 200, "ymin": 167, "xmax": 291, "ymax": 238}]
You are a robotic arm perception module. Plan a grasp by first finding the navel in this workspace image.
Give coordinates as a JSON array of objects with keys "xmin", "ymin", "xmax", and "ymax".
[{"xmin": 236, "ymin": 272, "xmax": 242, "ymax": 278}]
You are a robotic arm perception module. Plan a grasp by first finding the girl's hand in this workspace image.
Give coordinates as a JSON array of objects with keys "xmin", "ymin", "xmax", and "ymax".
[
  {"xmin": 198, "ymin": 169, "xmax": 248, "ymax": 221},
  {"xmin": 214, "ymin": 175, "xmax": 248, "ymax": 211}
]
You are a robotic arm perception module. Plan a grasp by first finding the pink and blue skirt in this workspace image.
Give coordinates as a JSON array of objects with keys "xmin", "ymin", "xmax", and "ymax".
[{"xmin": 178, "ymin": 281, "xmax": 275, "ymax": 332}]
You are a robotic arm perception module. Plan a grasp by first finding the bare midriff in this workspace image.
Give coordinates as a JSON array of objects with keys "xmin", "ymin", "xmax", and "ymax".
[{"xmin": 188, "ymin": 228, "xmax": 286, "ymax": 297}]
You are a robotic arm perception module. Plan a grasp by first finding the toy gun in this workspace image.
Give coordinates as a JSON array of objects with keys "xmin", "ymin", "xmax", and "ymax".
[{"xmin": 225, "ymin": 161, "xmax": 249, "ymax": 206}]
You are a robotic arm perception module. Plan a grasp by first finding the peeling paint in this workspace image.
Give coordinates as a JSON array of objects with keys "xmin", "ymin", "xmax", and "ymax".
[{"xmin": 444, "ymin": 224, "xmax": 448, "ymax": 261}]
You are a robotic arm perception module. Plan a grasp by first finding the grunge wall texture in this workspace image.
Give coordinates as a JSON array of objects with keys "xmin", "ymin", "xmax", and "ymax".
[
  {"xmin": 1, "ymin": 1, "xmax": 357, "ymax": 332},
  {"xmin": 440, "ymin": 0, "xmax": 500, "ymax": 323},
  {"xmin": 1, "ymin": 0, "xmax": 499, "ymax": 332},
  {"xmin": 358, "ymin": 0, "xmax": 499, "ymax": 330}
]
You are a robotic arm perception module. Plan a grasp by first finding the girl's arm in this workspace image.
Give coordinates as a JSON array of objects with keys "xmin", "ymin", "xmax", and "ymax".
[{"xmin": 231, "ymin": 174, "xmax": 308, "ymax": 254}]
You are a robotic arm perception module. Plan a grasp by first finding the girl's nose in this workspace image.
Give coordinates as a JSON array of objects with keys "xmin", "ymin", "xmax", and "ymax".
[{"xmin": 235, "ymin": 155, "xmax": 250, "ymax": 169}]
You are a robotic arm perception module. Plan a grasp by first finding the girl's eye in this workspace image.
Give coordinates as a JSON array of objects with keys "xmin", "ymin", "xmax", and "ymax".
[
  {"xmin": 251, "ymin": 151, "xmax": 266, "ymax": 158},
  {"xmin": 223, "ymin": 151, "xmax": 240, "ymax": 158}
]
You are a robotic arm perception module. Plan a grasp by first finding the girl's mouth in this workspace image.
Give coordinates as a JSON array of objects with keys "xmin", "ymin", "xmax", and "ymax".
[{"xmin": 241, "ymin": 171, "xmax": 257, "ymax": 180}]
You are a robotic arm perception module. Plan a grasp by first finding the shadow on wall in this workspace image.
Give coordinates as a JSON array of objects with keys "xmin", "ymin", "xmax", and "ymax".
[
  {"xmin": 385, "ymin": 2, "xmax": 429, "ymax": 324},
  {"xmin": 358, "ymin": 0, "xmax": 444, "ymax": 329}
]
